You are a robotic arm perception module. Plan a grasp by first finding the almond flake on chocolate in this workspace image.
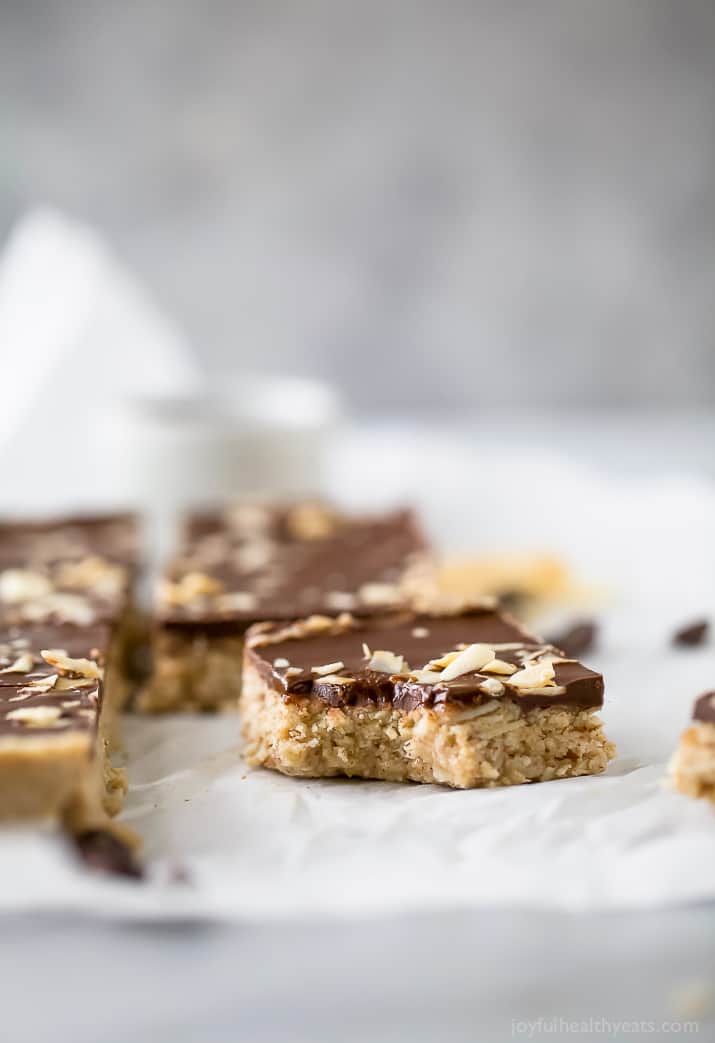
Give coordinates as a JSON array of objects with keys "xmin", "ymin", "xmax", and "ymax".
[
  {"xmin": 0, "ymin": 652, "xmax": 35, "ymax": 674},
  {"xmin": 286, "ymin": 502, "xmax": 337, "ymax": 540},
  {"xmin": 425, "ymin": 650, "xmax": 461, "ymax": 671},
  {"xmin": 17, "ymin": 674, "xmax": 58, "ymax": 695},
  {"xmin": 509, "ymin": 662, "xmax": 556, "ymax": 689},
  {"xmin": 480, "ymin": 658, "xmax": 517, "ymax": 676},
  {"xmin": 56, "ymin": 677, "xmax": 97, "ymax": 691},
  {"xmin": 439, "ymin": 644, "xmax": 496, "ymax": 681},
  {"xmin": 311, "ymin": 661, "xmax": 345, "ymax": 676},
  {"xmin": 368, "ymin": 650, "xmax": 408, "ymax": 674},
  {"xmin": 55, "ymin": 556, "xmax": 124, "ymax": 597},
  {"xmin": 410, "ymin": 669, "xmax": 445, "ymax": 684},
  {"xmin": 6, "ymin": 705, "xmax": 62, "ymax": 726},
  {"xmin": 41, "ymin": 649, "xmax": 103, "ymax": 680},
  {"xmin": 412, "ymin": 627, "xmax": 430, "ymax": 638},
  {"xmin": 24, "ymin": 592, "xmax": 96, "ymax": 626},
  {"xmin": 160, "ymin": 571, "xmax": 225, "ymax": 607},
  {"xmin": 273, "ymin": 657, "xmax": 291, "ymax": 669},
  {"xmin": 480, "ymin": 678, "xmax": 505, "ymax": 696},
  {"xmin": 0, "ymin": 569, "xmax": 53, "ymax": 603}
]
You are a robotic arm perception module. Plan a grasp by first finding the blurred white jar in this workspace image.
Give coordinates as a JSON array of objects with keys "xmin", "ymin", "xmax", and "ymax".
[{"xmin": 99, "ymin": 374, "xmax": 341, "ymax": 554}]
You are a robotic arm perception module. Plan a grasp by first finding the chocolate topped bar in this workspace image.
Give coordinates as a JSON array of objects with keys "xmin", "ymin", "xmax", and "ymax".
[
  {"xmin": 0, "ymin": 513, "xmax": 139, "ymax": 628},
  {"xmin": 241, "ymin": 605, "xmax": 614, "ymax": 788},
  {"xmin": 247, "ymin": 607, "xmax": 604, "ymax": 714},
  {"xmin": 693, "ymin": 691, "xmax": 715, "ymax": 725},
  {"xmin": 0, "ymin": 623, "xmax": 105, "ymax": 739},
  {"xmin": 157, "ymin": 501, "xmax": 431, "ymax": 629}
]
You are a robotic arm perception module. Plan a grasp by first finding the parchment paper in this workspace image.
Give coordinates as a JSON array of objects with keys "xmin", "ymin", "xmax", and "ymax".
[{"xmin": 1, "ymin": 438, "xmax": 714, "ymax": 921}]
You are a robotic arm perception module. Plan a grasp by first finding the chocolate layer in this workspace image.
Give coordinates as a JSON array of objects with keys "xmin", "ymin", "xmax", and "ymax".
[
  {"xmin": 0, "ymin": 513, "xmax": 140, "ymax": 628},
  {"xmin": 158, "ymin": 502, "xmax": 431, "ymax": 627},
  {"xmin": 0, "ymin": 623, "xmax": 105, "ymax": 738},
  {"xmin": 693, "ymin": 691, "xmax": 715, "ymax": 724},
  {"xmin": 247, "ymin": 608, "xmax": 604, "ymax": 712},
  {"xmin": 0, "ymin": 513, "xmax": 139, "ymax": 567}
]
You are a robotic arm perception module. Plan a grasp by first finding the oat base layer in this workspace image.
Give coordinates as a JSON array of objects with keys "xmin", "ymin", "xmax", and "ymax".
[
  {"xmin": 137, "ymin": 632, "xmax": 243, "ymax": 713},
  {"xmin": 240, "ymin": 663, "xmax": 615, "ymax": 789},
  {"xmin": 668, "ymin": 722, "xmax": 715, "ymax": 806}
]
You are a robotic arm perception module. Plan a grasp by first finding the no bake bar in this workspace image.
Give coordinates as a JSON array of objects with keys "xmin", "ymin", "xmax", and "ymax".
[
  {"xmin": 0, "ymin": 513, "xmax": 141, "ymax": 825},
  {"xmin": 0, "ymin": 622, "xmax": 125, "ymax": 823},
  {"xmin": 668, "ymin": 692, "xmax": 715, "ymax": 806},
  {"xmin": 140, "ymin": 501, "xmax": 433, "ymax": 712},
  {"xmin": 241, "ymin": 605, "xmax": 616, "ymax": 789},
  {"xmin": 0, "ymin": 512, "xmax": 142, "ymax": 697}
]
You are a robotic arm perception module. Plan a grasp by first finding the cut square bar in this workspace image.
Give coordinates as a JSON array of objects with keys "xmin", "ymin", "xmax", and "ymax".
[
  {"xmin": 0, "ymin": 512, "xmax": 143, "ymax": 701},
  {"xmin": 140, "ymin": 501, "xmax": 433, "ymax": 712},
  {"xmin": 668, "ymin": 692, "xmax": 715, "ymax": 806},
  {"xmin": 0, "ymin": 622, "xmax": 125, "ymax": 823},
  {"xmin": 241, "ymin": 606, "xmax": 615, "ymax": 789}
]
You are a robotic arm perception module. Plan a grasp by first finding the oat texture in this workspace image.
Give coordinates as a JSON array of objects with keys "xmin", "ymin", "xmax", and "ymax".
[{"xmin": 240, "ymin": 661, "xmax": 615, "ymax": 789}]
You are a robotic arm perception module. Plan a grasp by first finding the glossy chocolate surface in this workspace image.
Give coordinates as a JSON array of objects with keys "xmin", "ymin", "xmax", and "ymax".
[
  {"xmin": 159, "ymin": 502, "xmax": 430, "ymax": 627},
  {"xmin": 0, "ymin": 624, "xmax": 106, "ymax": 738},
  {"xmin": 248, "ymin": 608, "xmax": 604, "ymax": 712}
]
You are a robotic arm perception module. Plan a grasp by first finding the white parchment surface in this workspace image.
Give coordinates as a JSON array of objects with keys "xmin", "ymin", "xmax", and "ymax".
[{"xmin": 1, "ymin": 436, "xmax": 714, "ymax": 921}]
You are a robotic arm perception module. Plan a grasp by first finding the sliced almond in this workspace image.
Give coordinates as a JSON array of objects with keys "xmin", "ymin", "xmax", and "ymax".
[
  {"xmin": 55, "ymin": 556, "xmax": 124, "ymax": 597},
  {"xmin": 508, "ymin": 662, "xmax": 556, "ymax": 689},
  {"xmin": 311, "ymin": 661, "xmax": 345, "ymax": 676},
  {"xmin": 286, "ymin": 502, "xmax": 337, "ymax": 540},
  {"xmin": 368, "ymin": 650, "xmax": 408, "ymax": 674},
  {"xmin": 6, "ymin": 705, "xmax": 62, "ymax": 726},
  {"xmin": 439, "ymin": 644, "xmax": 496, "ymax": 681},
  {"xmin": 0, "ymin": 653, "xmax": 35, "ymax": 674},
  {"xmin": 234, "ymin": 541, "xmax": 275, "ymax": 573},
  {"xmin": 480, "ymin": 658, "xmax": 517, "ymax": 676},
  {"xmin": 17, "ymin": 674, "xmax": 58, "ymax": 695},
  {"xmin": 516, "ymin": 685, "xmax": 566, "ymax": 697},
  {"xmin": 273, "ymin": 657, "xmax": 291, "ymax": 669},
  {"xmin": 312, "ymin": 674, "xmax": 355, "ymax": 685},
  {"xmin": 22, "ymin": 592, "xmax": 96, "ymax": 626},
  {"xmin": 40, "ymin": 650, "xmax": 103, "ymax": 680},
  {"xmin": 160, "ymin": 572, "xmax": 225, "ymax": 607},
  {"xmin": 0, "ymin": 569, "xmax": 52, "ymax": 603},
  {"xmin": 425, "ymin": 650, "xmax": 461, "ymax": 671},
  {"xmin": 361, "ymin": 642, "xmax": 372, "ymax": 660},
  {"xmin": 410, "ymin": 669, "xmax": 445, "ymax": 684},
  {"xmin": 411, "ymin": 626, "xmax": 430, "ymax": 639},
  {"xmin": 480, "ymin": 678, "xmax": 505, "ymax": 697},
  {"xmin": 55, "ymin": 677, "xmax": 98, "ymax": 692}
]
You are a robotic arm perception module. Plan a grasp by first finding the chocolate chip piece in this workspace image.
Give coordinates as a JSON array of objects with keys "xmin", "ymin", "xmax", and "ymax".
[
  {"xmin": 673, "ymin": 619, "xmax": 710, "ymax": 648},
  {"xmin": 548, "ymin": 621, "xmax": 597, "ymax": 658},
  {"xmin": 73, "ymin": 829, "xmax": 143, "ymax": 879}
]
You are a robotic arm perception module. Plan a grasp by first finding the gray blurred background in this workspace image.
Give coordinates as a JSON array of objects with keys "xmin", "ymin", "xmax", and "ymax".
[{"xmin": 1, "ymin": 0, "xmax": 714, "ymax": 410}]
